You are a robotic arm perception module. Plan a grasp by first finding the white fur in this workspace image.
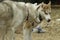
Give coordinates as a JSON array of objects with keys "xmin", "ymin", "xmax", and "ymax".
[
  {"xmin": 44, "ymin": 14, "xmax": 51, "ymax": 21},
  {"xmin": 32, "ymin": 2, "xmax": 51, "ymax": 33},
  {"xmin": 23, "ymin": 28, "xmax": 32, "ymax": 40},
  {"xmin": 1, "ymin": 1, "xmax": 40, "ymax": 40},
  {"xmin": 1, "ymin": 1, "xmax": 51, "ymax": 40},
  {"xmin": 37, "ymin": 3, "xmax": 51, "ymax": 21}
]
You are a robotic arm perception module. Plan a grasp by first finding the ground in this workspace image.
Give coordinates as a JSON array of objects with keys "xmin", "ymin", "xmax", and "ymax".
[{"xmin": 15, "ymin": 8, "xmax": 60, "ymax": 40}]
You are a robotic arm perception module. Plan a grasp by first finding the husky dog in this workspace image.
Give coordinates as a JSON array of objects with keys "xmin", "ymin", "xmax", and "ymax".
[
  {"xmin": 0, "ymin": 1, "xmax": 40, "ymax": 40},
  {"xmin": 0, "ymin": 1, "xmax": 51, "ymax": 40},
  {"xmin": 32, "ymin": 2, "xmax": 51, "ymax": 33}
]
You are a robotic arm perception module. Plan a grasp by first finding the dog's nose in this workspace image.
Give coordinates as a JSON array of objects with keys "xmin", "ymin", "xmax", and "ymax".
[{"xmin": 47, "ymin": 19, "xmax": 51, "ymax": 22}]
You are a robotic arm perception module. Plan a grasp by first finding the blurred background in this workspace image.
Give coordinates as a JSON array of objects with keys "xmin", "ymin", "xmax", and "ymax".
[{"xmin": 0, "ymin": 0, "xmax": 60, "ymax": 5}]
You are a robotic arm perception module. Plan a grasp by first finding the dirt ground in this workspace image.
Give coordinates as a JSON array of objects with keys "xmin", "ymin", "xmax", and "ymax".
[{"xmin": 14, "ymin": 8, "xmax": 60, "ymax": 40}]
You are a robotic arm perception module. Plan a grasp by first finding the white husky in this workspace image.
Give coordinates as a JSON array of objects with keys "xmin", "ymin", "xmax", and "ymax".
[
  {"xmin": 32, "ymin": 2, "xmax": 51, "ymax": 33},
  {"xmin": 0, "ymin": 1, "xmax": 51, "ymax": 40},
  {"xmin": 0, "ymin": 1, "xmax": 40, "ymax": 40}
]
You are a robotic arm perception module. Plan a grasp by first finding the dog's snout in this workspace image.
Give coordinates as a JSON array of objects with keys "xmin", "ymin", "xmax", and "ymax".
[{"xmin": 47, "ymin": 19, "xmax": 51, "ymax": 22}]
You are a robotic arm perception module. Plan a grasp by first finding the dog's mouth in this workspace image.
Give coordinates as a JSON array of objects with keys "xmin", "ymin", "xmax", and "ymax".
[
  {"xmin": 39, "ymin": 14, "xmax": 43, "ymax": 22},
  {"xmin": 47, "ymin": 19, "xmax": 51, "ymax": 22}
]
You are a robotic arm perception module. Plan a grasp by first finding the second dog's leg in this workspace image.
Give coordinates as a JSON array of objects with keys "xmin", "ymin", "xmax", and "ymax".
[
  {"xmin": 32, "ymin": 24, "xmax": 46, "ymax": 33},
  {"xmin": 23, "ymin": 21, "xmax": 32, "ymax": 40}
]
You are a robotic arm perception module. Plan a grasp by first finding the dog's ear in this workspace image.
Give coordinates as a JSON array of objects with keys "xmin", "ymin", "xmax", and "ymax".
[
  {"xmin": 41, "ymin": 2, "xmax": 44, "ymax": 4},
  {"xmin": 48, "ymin": 1, "xmax": 51, "ymax": 7},
  {"xmin": 41, "ymin": 2, "xmax": 44, "ymax": 8},
  {"xmin": 48, "ymin": 1, "xmax": 51, "ymax": 5},
  {"xmin": 37, "ymin": 2, "xmax": 44, "ymax": 7},
  {"xmin": 34, "ymin": 3, "xmax": 37, "ymax": 6}
]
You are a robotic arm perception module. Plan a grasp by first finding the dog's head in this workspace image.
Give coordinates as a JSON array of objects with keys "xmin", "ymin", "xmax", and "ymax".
[{"xmin": 36, "ymin": 2, "xmax": 51, "ymax": 22}]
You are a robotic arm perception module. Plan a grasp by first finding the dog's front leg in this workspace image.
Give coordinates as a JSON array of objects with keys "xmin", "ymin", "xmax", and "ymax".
[
  {"xmin": 6, "ymin": 26, "xmax": 16, "ymax": 40},
  {"xmin": 23, "ymin": 28, "xmax": 32, "ymax": 40},
  {"xmin": 8, "ymin": 17, "xmax": 24, "ymax": 40},
  {"xmin": 23, "ymin": 21, "xmax": 32, "ymax": 40},
  {"xmin": 0, "ymin": 26, "xmax": 7, "ymax": 40}
]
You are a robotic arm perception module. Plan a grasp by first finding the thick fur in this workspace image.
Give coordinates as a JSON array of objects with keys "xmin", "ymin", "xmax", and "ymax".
[
  {"xmin": 0, "ymin": 1, "xmax": 40, "ymax": 40},
  {"xmin": 32, "ymin": 2, "xmax": 51, "ymax": 33},
  {"xmin": 16, "ymin": 2, "xmax": 51, "ymax": 33},
  {"xmin": 0, "ymin": 1, "xmax": 51, "ymax": 40}
]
